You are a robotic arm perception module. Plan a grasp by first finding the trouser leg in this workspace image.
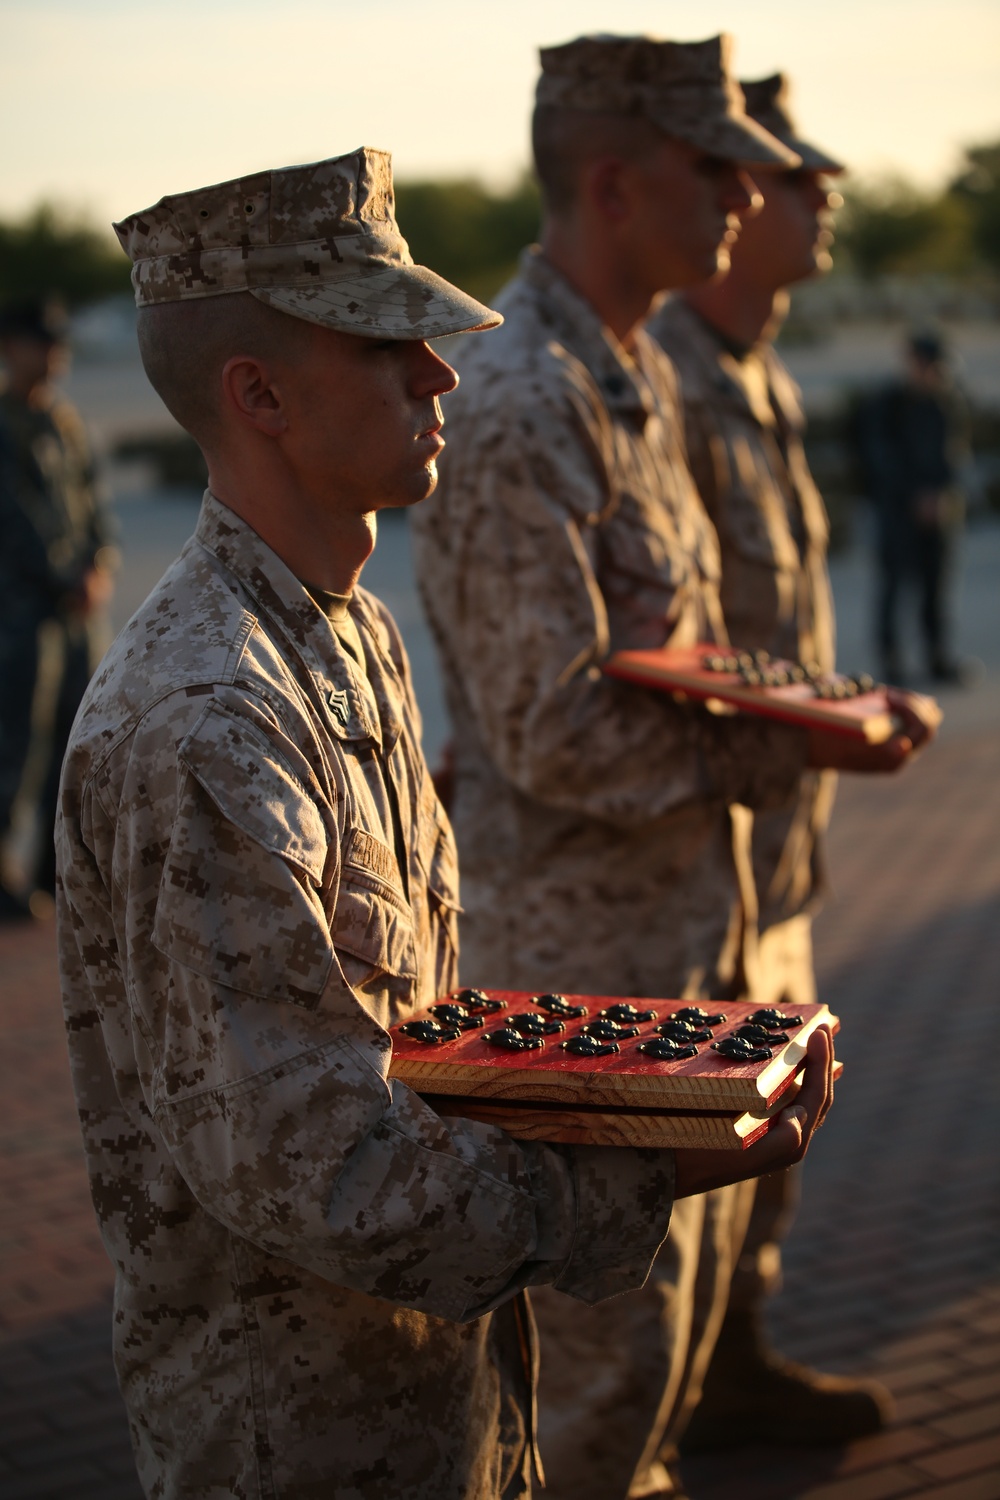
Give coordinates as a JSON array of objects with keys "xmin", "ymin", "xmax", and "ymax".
[
  {"xmin": 35, "ymin": 619, "xmax": 92, "ymax": 893},
  {"xmin": 875, "ymin": 527, "xmax": 906, "ymax": 677},
  {"xmin": 723, "ymin": 914, "xmax": 815, "ymax": 1313},
  {"xmin": 533, "ymin": 1185, "xmax": 747, "ymax": 1500},
  {"xmin": 679, "ymin": 913, "xmax": 886, "ymax": 1452},
  {"xmin": 641, "ymin": 1179, "xmax": 756, "ymax": 1465},
  {"xmin": 679, "ymin": 914, "xmax": 813, "ymax": 1451},
  {"xmin": 0, "ymin": 607, "xmax": 42, "ymax": 848},
  {"xmin": 915, "ymin": 525, "xmax": 952, "ymax": 674}
]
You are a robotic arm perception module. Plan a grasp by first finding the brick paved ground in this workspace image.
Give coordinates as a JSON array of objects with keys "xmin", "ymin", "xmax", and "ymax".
[
  {"xmin": 1, "ymin": 726, "xmax": 998, "ymax": 1497},
  {"xmin": 680, "ymin": 728, "xmax": 1000, "ymax": 1500}
]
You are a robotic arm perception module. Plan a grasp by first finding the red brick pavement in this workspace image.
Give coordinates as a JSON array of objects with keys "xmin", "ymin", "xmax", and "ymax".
[
  {"xmin": 1, "ymin": 731, "xmax": 998, "ymax": 1499},
  {"xmin": 681, "ymin": 730, "xmax": 1000, "ymax": 1500}
]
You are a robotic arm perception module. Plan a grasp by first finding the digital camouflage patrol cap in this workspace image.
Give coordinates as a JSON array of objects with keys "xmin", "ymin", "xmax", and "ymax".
[
  {"xmin": 536, "ymin": 34, "xmax": 800, "ymax": 169},
  {"xmin": 113, "ymin": 147, "xmax": 502, "ymax": 340},
  {"xmin": 740, "ymin": 74, "xmax": 845, "ymax": 174}
]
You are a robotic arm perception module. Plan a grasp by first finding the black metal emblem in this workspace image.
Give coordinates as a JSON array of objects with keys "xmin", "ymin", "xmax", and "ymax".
[
  {"xmin": 599, "ymin": 1003, "xmax": 657, "ymax": 1024},
  {"xmin": 639, "ymin": 1037, "xmax": 698, "ymax": 1061},
  {"xmin": 669, "ymin": 1006, "xmax": 728, "ymax": 1027},
  {"xmin": 582, "ymin": 1019, "xmax": 640, "ymax": 1042},
  {"xmin": 453, "ymin": 988, "xmax": 507, "ymax": 1014},
  {"xmin": 430, "ymin": 1003, "xmax": 484, "ymax": 1031},
  {"xmin": 399, "ymin": 1019, "xmax": 460, "ymax": 1045},
  {"xmin": 509, "ymin": 1011, "xmax": 567, "ymax": 1037},
  {"xmin": 655, "ymin": 1019, "xmax": 713, "ymax": 1044},
  {"xmin": 712, "ymin": 1035, "xmax": 773, "ymax": 1063},
  {"xmin": 484, "ymin": 1028, "xmax": 544, "ymax": 1052},
  {"xmin": 562, "ymin": 1034, "xmax": 620, "ymax": 1058},
  {"xmin": 747, "ymin": 1008, "xmax": 803, "ymax": 1030},
  {"xmin": 532, "ymin": 993, "xmax": 588, "ymax": 1018},
  {"xmin": 733, "ymin": 1022, "xmax": 788, "ymax": 1046}
]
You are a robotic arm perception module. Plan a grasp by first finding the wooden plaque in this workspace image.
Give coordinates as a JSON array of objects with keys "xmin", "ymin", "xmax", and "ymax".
[
  {"xmin": 424, "ymin": 1062, "xmax": 843, "ymax": 1151},
  {"xmin": 389, "ymin": 992, "xmax": 837, "ymax": 1116},
  {"xmin": 602, "ymin": 644, "xmax": 940, "ymax": 744}
]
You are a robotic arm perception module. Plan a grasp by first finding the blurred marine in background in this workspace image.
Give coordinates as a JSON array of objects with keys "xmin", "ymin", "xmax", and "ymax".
[
  {"xmin": 856, "ymin": 330, "xmax": 969, "ymax": 684},
  {"xmin": 0, "ymin": 297, "xmax": 116, "ymax": 921},
  {"xmin": 648, "ymin": 73, "xmax": 891, "ymax": 1453}
]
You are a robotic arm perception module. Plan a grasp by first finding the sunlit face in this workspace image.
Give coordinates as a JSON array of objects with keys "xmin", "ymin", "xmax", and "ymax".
[
  {"xmin": 626, "ymin": 136, "xmax": 758, "ymax": 291},
  {"xmin": 273, "ymin": 324, "xmax": 459, "ymax": 513},
  {"xmin": 731, "ymin": 169, "xmax": 842, "ymax": 289}
]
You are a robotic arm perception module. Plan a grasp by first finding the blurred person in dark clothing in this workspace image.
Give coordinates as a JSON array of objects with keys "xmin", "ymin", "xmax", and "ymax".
[
  {"xmin": 0, "ymin": 297, "xmax": 117, "ymax": 920},
  {"xmin": 857, "ymin": 332, "xmax": 968, "ymax": 684}
]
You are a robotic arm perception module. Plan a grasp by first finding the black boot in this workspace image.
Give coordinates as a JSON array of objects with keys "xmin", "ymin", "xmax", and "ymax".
[{"xmin": 679, "ymin": 1306, "xmax": 892, "ymax": 1452}]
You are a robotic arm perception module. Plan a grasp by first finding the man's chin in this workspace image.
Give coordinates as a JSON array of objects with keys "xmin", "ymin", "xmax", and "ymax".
[
  {"xmin": 377, "ymin": 464, "xmax": 440, "ymax": 513},
  {"xmin": 672, "ymin": 247, "xmax": 730, "ymax": 289}
]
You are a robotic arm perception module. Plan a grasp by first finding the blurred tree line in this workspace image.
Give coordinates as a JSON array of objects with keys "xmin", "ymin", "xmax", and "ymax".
[
  {"xmin": 0, "ymin": 180, "xmax": 543, "ymax": 310},
  {"xmin": 0, "ymin": 205, "xmax": 132, "ymax": 306},
  {"xmin": 3, "ymin": 141, "xmax": 999, "ymax": 308},
  {"xmin": 393, "ymin": 175, "xmax": 539, "ymax": 301},
  {"xmin": 828, "ymin": 142, "xmax": 1000, "ymax": 279}
]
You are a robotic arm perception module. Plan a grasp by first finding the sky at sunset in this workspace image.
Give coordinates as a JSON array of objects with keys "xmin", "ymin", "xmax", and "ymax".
[{"xmin": 2, "ymin": 0, "xmax": 998, "ymax": 228}]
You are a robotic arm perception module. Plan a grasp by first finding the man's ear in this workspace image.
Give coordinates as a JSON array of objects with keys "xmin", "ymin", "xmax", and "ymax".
[
  {"xmin": 585, "ymin": 154, "xmax": 633, "ymax": 225},
  {"xmin": 221, "ymin": 355, "xmax": 287, "ymax": 437}
]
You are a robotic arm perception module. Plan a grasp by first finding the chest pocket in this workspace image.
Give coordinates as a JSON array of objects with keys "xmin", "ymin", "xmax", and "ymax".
[
  {"xmin": 334, "ymin": 826, "xmax": 417, "ymax": 984},
  {"xmin": 710, "ymin": 430, "xmax": 800, "ymax": 574}
]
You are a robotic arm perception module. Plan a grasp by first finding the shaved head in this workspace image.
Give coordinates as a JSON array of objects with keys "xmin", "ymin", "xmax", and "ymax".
[
  {"xmin": 532, "ymin": 104, "xmax": 666, "ymax": 215},
  {"xmin": 136, "ymin": 293, "xmax": 303, "ymax": 446}
]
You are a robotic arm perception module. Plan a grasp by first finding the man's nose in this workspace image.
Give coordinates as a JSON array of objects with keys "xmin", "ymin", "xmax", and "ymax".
[
  {"xmin": 721, "ymin": 167, "xmax": 757, "ymax": 219},
  {"xmin": 410, "ymin": 342, "xmax": 460, "ymax": 398},
  {"xmin": 804, "ymin": 174, "xmax": 843, "ymax": 214}
]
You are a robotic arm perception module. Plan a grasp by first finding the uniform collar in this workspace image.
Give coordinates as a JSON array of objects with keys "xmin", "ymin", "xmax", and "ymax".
[
  {"xmin": 518, "ymin": 247, "xmax": 656, "ymax": 423},
  {"xmin": 195, "ymin": 492, "xmax": 392, "ymax": 747},
  {"xmin": 665, "ymin": 296, "xmax": 805, "ymax": 434}
]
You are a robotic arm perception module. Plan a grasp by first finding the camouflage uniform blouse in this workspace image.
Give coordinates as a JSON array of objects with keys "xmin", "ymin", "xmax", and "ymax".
[
  {"xmin": 56, "ymin": 494, "xmax": 675, "ymax": 1500},
  {"xmin": 411, "ymin": 251, "xmax": 805, "ymax": 1001},
  {"xmin": 649, "ymin": 296, "xmax": 836, "ymax": 930}
]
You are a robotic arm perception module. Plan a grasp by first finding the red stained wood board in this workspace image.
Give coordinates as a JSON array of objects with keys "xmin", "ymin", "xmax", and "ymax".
[
  {"xmin": 423, "ymin": 1062, "xmax": 843, "ymax": 1151},
  {"xmin": 389, "ymin": 992, "xmax": 837, "ymax": 1116},
  {"xmin": 603, "ymin": 644, "xmax": 939, "ymax": 744}
]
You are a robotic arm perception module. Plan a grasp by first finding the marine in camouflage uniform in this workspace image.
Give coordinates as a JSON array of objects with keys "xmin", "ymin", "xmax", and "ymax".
[
  {"xmin": 411, "ymin": 37, "xmax": 816, "ymax": 1500},
  {"xmin": 55, "ymin": 149, "xmax": 680, "ymax": 1500},
  {"xmin": 0, "ymin": 298, "xmax": 116, "ymax": 915},
  {"xmin": 649, "ymin": 75, "xmax": 890, "ymax": 1451}
]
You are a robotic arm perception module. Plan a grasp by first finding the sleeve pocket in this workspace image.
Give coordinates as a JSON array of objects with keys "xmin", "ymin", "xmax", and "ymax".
[
  {"xmin": 151, "ymin": 707, "xmax": 335, "ymax": 1006},
  {"xmin": 179, "ymin": 703, "xmax": 329, "ymax": 883}
]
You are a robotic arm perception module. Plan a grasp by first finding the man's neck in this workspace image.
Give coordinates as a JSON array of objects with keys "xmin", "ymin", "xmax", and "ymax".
[
  {"xmin": 207, "ymin": 457, "xmax": 376, "ymax": 595},
  {"xmin": 683, "ymin": 278, "xmax": 787, "ymax": 354},
  {"xmin": 539, "ymin": 222, "xmax": 653, "ymax": 350}
]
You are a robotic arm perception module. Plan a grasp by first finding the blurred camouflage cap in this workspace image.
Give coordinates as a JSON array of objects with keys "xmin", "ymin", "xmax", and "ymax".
[
  {"xmin": 536, "ymin": 34, "xmax": 799, "ymax": 168},
  {"xmin": 113, "ymin": 147, "xmax": 502, "ymax": 340},
  {"xmin": 740, "ymin": 74, "xmax": 845, "ymax": 174}
]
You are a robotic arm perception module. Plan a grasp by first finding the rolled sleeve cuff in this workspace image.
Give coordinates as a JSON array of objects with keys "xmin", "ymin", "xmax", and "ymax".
[{"xmin": 550, "ymin": 1146, "xmax": 675, "ymax": 1304}]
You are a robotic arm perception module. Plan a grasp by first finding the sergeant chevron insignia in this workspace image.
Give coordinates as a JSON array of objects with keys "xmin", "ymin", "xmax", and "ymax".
[{"xmin": 327, "ymin": 686, "xmax": 350, "ymax": 724}]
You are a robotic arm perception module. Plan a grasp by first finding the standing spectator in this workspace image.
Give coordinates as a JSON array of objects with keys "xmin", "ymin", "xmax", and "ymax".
[
  {"xmin": 857, "ymin": 331, "xmax": 968, "ymax": 683},
  {"xmin": 0, "ymin": 297, "xmax": 116, "ymax": 919}
]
